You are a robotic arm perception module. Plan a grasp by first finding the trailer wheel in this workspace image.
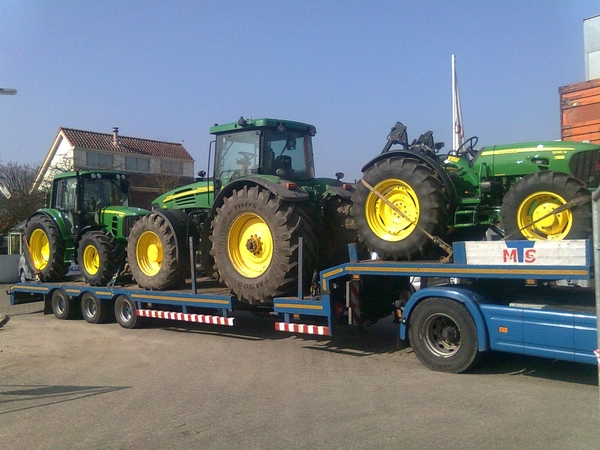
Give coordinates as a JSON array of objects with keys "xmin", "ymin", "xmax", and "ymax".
[
  {"xmin": 114, "ymin": 295, "xmax": 141, "ymax": 329},
  {"xmin": 80, "ymin": 292, "xmax": 110, "ymax": 324},
  {"xmin": 78, "ymin": 231, "xmax": 119, "ymax": 286},
  {"xmin": 408, "ymin": 298, "xmax": 480, "ymax": 373},
  {"xmin": 351, "ymin": 157, "xmax": 448, "ymax": 260},
  {"xmin": 210, "ymin": 185, "xmax": 316, "ymax": 304},
  {"xmin": 51, "ymin": 289, "xmax": 77, "ymax": 320},
  {"xmin": 25, "ymin": 215, "xmax": 69, "ymax": 282},
  {"xmin": 500, "ymin": 171, "xmax": 591, "ymax": 240},
  {"xmin": 127, "ymin": 212, "xmax": 188, "ymax": 290}
]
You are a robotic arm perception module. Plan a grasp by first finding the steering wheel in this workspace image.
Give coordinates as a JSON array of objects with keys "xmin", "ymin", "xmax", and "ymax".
[
  {"xmin": 456, "ymin": 136, "xmax": 479, "ymax": 158},
  {"xmin": 238, "ymin": 151, "xmax": 255, "ymax": 160}
]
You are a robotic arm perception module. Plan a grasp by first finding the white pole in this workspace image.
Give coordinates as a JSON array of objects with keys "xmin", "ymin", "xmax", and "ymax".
[{"xmin": 452, "ymin": 55, "xmax": 457, "ymax": 151}]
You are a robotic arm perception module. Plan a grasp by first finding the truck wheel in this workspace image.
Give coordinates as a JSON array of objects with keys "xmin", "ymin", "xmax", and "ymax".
[
  {"xmin": 210, "ymin": 185, "xmax": 316, "ymax": 304},
  {"xmin": 408, "ymin": 298, "xmax": 480, "ymax": 373},
  {"xmin": 78, "ymin": 231, "xmax": 118, "ymax": 286},
  {"xmin": 114, "ymin": 295, "xmax": 142, "ymax": 329},
  {"xmin": 80, "ymin": 292, "xmax": 109, "ymax": 324},
  {"xmin": 24, "ymin": 215, "xmax": 69, "ymax": 282},
  {"xmin": 351, "ymin": 157, "xmax": 448, "ymax": 260},
  {"xmin": 500, "ymin": 171, "xmax": 591, "ymax": 240},
  {"xmin": 51, "ymin": 289, "xmax": 77, "ymax": 320},
  {"xmin": 127, "ymin": 212, "xmax": 187, "ymax": 290}
]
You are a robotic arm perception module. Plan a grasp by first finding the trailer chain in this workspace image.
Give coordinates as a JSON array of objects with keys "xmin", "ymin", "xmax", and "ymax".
[
  {"xmin": 502, "ymin": 195, "xmax": 591, "ymax": 241},
  {"xmin": 359, "ymin": 178, "xmax": 453, "ymax": 263}
]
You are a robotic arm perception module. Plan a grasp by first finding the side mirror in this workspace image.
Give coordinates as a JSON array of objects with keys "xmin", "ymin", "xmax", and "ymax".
[{"xmin": 435, "ymin": 142, "xmax": 445, "ymax": 151}]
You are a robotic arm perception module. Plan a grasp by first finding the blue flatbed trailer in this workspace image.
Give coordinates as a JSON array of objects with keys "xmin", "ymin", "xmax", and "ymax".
[{"xmin": 9, "ymin": 239, "xmax": 598, "ymax": 373}]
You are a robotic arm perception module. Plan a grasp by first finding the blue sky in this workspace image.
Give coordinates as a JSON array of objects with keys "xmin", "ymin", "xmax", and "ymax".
[{"xmin": 1, "ymin": 1, "xmax": 599, "ymax": 181}]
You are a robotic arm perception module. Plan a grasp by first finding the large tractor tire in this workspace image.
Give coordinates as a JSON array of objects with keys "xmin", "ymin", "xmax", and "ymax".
[
  {"xmin": 24, "ymin": 215, "xmax": 69, "ymax": 282},
  {"xmin": 500, "ymin": 171, "xmax": 592, "ymax": 240},
  {"xmin": 323, "ymin": 196, "xmax": 365, "ymax": 265},
  {"xmin": 351, "ymin": 157, "xmax": 449, "ymax": 260},
  {"xmin": 127, "ymin": 212, "xmax": 188, "ymax": 290},
  {"xmin": 78, "ymin": 230, "xmax": 119, "ymax": 286},
  {"xmin": 210, "ymin": 185, "xmax": 317, "ymax": 304}
]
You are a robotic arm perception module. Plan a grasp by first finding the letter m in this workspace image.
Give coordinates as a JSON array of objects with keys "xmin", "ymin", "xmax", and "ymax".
[{"xmin": 503, "ymin": 248, "xmax": 517, "ymax": 263}]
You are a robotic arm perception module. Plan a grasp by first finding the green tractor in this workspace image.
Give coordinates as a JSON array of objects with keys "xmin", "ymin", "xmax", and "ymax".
[
  {"xmin": 25, "ymin": 171, "xmax": 149, "ymax": 284},
  {"xmin": 351, "ymin": 122, "xmax": 599, "ymax": 260},
  {"xmin": 126, "ymin": 117, "xmax": 356, "ymax": 304}
]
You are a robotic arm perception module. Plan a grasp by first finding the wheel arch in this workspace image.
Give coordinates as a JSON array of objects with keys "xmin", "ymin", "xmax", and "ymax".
[
  {"xmin": 211, "ymin": 177, "xmax": 310, "ymax": 215},
  {"xmin": 362, "ymin": 150, "xmax": 458, "ymax": 206},
  {"xmin": 399, "ymin": 286, "xmax": 490, "ymax": 352},
  {"xmin": 26, "ymin": 210, "xmax": 72, "ymax": 243}
]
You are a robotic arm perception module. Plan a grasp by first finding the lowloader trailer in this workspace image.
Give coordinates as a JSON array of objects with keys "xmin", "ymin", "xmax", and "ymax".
[{"xmin": 9, "ymin": 238, "xmax": 598, "ymax": 373}]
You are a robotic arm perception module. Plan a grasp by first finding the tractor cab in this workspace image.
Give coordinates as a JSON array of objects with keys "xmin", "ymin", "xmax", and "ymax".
[
  {"xmin": 50, "ymin": 171, "xmax": 130, "ymax": 236},
  {"xmin": 211, "ymin": 118, "xmax": 317, "ymax": 193}
]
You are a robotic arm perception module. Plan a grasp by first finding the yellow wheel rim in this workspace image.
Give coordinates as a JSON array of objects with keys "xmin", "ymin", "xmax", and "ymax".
[
  {"xmin": 517, "ymin": 191, "xmax": 572, "ymax": 240},
  {"xmin": 136, "ymin": 230, "xmax": 163, "ymax": 276},
  {"xmin": 82, "ymin": 244, "xmax": 100, "ymax": 275},
  {"xmin": 365, "ymin": 179, "xmax": 419, "ymax": 242},
  {"xmin": 29, "ymin": 228, "xmax": 50, "ymax": 270},
  {"xmin": 228, "ymin": 212, "xmax": 273, "ymax": 278}
]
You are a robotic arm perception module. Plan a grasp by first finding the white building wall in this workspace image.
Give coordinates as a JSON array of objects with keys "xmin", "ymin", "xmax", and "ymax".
[{"xmin": 584, "ymin": 15, "xmax": 600, "ymax": 80}]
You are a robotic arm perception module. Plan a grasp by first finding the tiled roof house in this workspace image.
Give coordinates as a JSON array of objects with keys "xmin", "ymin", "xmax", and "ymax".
[{"xmin": 33, "ymin": 127, "xmax": 195, "ymax": 207}]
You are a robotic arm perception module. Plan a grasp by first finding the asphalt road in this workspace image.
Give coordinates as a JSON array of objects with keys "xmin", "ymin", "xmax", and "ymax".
[{"xmin": 1, "ymin": 285, "xmax": 599, "ymax": 449}]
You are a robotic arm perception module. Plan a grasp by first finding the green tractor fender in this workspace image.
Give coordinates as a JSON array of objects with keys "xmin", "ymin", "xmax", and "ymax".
[
  {"xmin": 28, "ymin": 209, "xmax": 73, "ymax": 241},
  {"xmin": 212, "ymin": 176, "xmax": 310, "ymax": 212},
  {"xmin": 361, "ymin": 150, "xmax": 458, "ymax": 208}
]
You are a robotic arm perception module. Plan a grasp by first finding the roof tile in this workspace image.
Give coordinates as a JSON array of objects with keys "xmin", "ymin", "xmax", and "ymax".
[{"xmin": 60, "ymin": 127, "xmax": 194, "ymax": 161}]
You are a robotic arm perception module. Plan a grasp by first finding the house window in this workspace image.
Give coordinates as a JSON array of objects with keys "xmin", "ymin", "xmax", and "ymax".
[
  {"xmin": 125, "ymin": 156, "xmax": 150, "ymax": 172},
  {"xmin": 161, "ymin": 160, "xmax": 184, "ymax": 175},
  {"xmin": 86, "ymin": 152, "xmax": 114, "ymax": 169}
]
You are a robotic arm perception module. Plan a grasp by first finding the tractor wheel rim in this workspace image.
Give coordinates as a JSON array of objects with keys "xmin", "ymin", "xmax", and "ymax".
[
  {"xmin": 365, "ymin": 179, "xmax": 419, "ymax": 242},
  {"xmin": 422, "ymin": 313, "xmax": 461, "ymax": 358},
  {"xmin": 228, "ymin": 212, "xmax": 273, "ymax": 278},
  {"xmin": 83, "ymin": 244, "xmax": 100, "ymax": 275},
  {"xmin": 517, "ymin": 191, "xmax": 572, "ymax": 240},
  {"xmin": 136, "ymin": 230, "xmax": 163, "ymax": 276},
  {"xmin": 30, "ymin": 229, "xmax": 50, "ymax": 270}
]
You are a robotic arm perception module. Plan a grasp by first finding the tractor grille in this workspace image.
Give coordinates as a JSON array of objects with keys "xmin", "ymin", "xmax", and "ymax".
[
  {"xmin": 122, "ymin": 215, "xmax": 142, "ymax": 237},
  {"xmin": 570, "ymin": 150, "xmax": 600, "ymax": 188}
]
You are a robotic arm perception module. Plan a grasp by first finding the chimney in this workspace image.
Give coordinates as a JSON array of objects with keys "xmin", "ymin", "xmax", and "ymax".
[{"xmin": 112, "ymin": 127, "xmax": 119, "ymax": 146}]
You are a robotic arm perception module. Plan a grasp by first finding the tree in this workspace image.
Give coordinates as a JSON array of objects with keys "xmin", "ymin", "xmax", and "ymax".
[{"xmin": 0, "ymin": 162, "xmax": 46, "ymax": 234}]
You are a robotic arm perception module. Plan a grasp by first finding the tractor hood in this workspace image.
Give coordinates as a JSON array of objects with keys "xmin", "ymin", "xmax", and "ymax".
[
  {"xmin": 474, "ymin": 140, "xmax": 600, "ymax": 186},
  {"xmin": 152, "ymin": 180, "xmax": 215, "ymax": 210}
]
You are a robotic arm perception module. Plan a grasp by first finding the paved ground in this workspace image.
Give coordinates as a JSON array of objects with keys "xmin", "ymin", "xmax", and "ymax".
[{"xmin": 1, "ymin": 283, "xmax": 599, "ymax": 449}]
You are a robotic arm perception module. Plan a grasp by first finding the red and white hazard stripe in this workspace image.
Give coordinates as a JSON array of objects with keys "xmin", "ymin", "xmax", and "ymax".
[
  {"xmin": 275, "ymin": 322, "xmax": 330, "ymax": 336},
  {"xmin": 348, "ymin": 280, "xmax": 361, "ymax": 327},
  {"xmin": 137, "ymin": 309, "xmax": 235, "ymax": 326}
]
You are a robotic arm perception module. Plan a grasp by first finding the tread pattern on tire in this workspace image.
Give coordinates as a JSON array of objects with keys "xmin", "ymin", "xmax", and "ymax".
[
  {"xmin": 351, "ymin": 157, "xmax": 449, "ymax": 260},
  {"xmin": 78, "ymin": 230, "xmax": 118, "ymax": 286},
  {"xmin": 500, "ymin": 171, "xmax": 592, "ymax": 240},
  {"xmin": 24, "ymin": 214, "xmax": 69, "ymax": 282},
  {"xmin": 210, "ymin": 185, "xmax": 317, "ymax": 304},
  {"xmin": 127, "ymin": 213, "xmax": 186, "ymax": 290}
]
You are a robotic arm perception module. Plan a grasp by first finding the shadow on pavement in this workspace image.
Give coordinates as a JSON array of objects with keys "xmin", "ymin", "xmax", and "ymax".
[{"xmin": 0, "ymin": 384, "xmax": 131, "ymax": 415}]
